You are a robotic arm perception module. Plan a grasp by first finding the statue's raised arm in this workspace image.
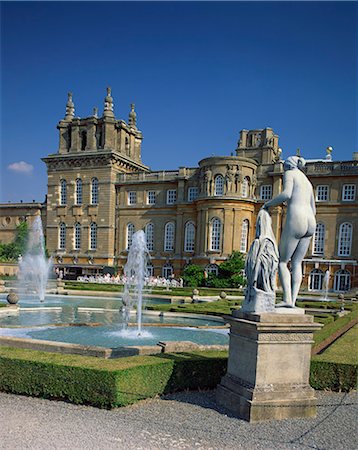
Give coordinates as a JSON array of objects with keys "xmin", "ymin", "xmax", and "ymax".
[{"xmin": 264, "ymin": 156, "xmax": 316, "ymax": 307}]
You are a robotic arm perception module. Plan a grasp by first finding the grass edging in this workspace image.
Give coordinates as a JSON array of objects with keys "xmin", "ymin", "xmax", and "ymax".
[{"xmin": 0, "ymin": 347, "xmax": 356, "ymax": 408}]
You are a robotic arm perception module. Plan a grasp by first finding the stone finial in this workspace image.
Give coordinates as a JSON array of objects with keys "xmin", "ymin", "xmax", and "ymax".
[
  {"xmin": 296, "ymin": 148, "xmax": 301, "ymax": 157},
  {"xmin": 128, "ymin": 103, "xmax": 137, "ymax": 128},
  {"xmin": 93, "ymin": 107, "xmax": 98, "ymax": 118},
  {"xmin": 65, "ymin": 92, "xmax": 75, "ymax": 120},
  {"xmin": 103, "ymin": 86, "xmax": 114, "ymax": 117}
]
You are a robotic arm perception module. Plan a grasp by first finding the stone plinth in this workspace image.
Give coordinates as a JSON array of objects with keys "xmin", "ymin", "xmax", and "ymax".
[{"xmin": 216, "ymin": 310, "xmax": 321, "ymax": 422}]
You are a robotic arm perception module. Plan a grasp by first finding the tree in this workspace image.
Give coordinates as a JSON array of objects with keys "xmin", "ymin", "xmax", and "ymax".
[
  {"xmin": 182, "ymin": 264, "xmax": 205, "ymax": 287},
  {"xmin": 206, "ymin": 251, "xmax": 246, "ymax": 288},
  {"xmin": 0, "ymin": 221, "xmax": 29, "ymax": 262}
]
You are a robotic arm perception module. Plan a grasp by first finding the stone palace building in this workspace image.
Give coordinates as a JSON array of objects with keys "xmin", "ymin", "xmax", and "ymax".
[{"xmin": 1, "ymin": 88, "xmax": 357, "ymax": 292}]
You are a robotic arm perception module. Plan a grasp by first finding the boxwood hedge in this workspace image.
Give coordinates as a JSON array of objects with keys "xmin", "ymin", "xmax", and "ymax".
[{"xmin": 0, "ymin": 347, "xmax": 356, "ymax": 409}]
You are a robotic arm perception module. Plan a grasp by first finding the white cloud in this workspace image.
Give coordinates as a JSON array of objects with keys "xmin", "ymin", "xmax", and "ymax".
[{"xmin": 7, "ymin": 161, "xmax": 34, "ymax": 174}]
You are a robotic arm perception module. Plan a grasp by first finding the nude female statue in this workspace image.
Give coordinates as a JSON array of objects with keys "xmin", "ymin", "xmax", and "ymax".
[{"xmin": 263, "ymin": 156, "xmax": 316, "ymax": 307}]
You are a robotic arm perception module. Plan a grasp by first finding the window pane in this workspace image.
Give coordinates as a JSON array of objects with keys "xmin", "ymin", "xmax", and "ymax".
[
  {"xmin": 60, "ymin": 180, "xmax": 67, "ymax": 205},
  {"xmin": 260, "ymin": 185, "xmax": 272, "ymax": 200},
  {"xmin": 90, "ymin": 223, "xmax": 97, "ymax": 250},
  {"xmin": 91, "ymin": 178, "xmax": 98, "ymax": 205},
  {"xmin": 313, "ymin": 223, "xmax": 325, "ymax": 255},
  {"xmin": 128, "ymin": 191, "xmax": 137, "ymax": 205},
  {"xmin": 75, "ymin": 179, "xmax": 82, "ymax": 205},
  {"xmin": 145, "ymin": 223, "xmax": 154, "ymax": 251},
  {"xmin": 147, "ymin": 191, "xmax": 156, "ymax": 205},
  {"xmin": 127, "ymin": 223, "xmax": 135, "ymax": 249},
  {"xmin": 338, "ymin": 223, "xmax": 352, "ymax": 256},
  {"xmin": 167, "ymin": 190, "xmax": 177, "ymax": 204},
  {"xmin": 184, "ymin": 222, "xmax": 195, "ymax": 252},
  {"xmin": 59, "ymin": 223, "xmax": 66, "ymax": 249},
  {"xmin": 240, "ymin": 220, "xmax": 249, "ymax": 253},
  {"xmin": 210, "ymin": 218, "xmax": 221, "ymax": 251},
  {"xmin": 164, "ymin": 222, "xmax": 175, "ymax": 251},
  {"xmin": 74, "ymin": 223, "xmax": 81, "ymax": 250},
  {"xmin": 188, "ymin": 187, "xmax": 198, "ymax": 202}
]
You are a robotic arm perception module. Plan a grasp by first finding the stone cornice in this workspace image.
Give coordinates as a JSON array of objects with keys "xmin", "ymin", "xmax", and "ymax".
[{"xmin": 42, "ymin": 150, "xmax": 149, "ymax": 173}]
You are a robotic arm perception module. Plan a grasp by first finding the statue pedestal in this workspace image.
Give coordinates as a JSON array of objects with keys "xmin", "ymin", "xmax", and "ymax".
[{"xmin": 216, "ymin": 310, "xmax": 321, "ymax": 422}]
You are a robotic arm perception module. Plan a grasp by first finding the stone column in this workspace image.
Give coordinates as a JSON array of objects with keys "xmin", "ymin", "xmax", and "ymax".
[{"xmin": 217, "ymin": 311, "xmax": 321, "ymax": 422}]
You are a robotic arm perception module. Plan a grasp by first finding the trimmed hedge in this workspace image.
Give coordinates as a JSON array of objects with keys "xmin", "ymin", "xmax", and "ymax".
[
  {"xmin": 0, "ymin": 346, "xmax": 356, "ymax": 409},
  {"xmin": 0, "ymin": 347, "xmax": 227, "ymax": 408},
  {"xmin": 310, "ymin": 359, "xmax": 357, "ymax": 392}
]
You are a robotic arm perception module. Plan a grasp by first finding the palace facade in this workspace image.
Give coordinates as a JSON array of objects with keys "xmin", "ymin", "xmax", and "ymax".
[{"xmin": 1, "ymin": 89, "xmax": 357, "ymax": 292}]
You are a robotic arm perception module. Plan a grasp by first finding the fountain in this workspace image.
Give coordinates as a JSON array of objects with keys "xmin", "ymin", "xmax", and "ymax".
[
  {"xmin": 322, "ymin": 269, "xmax": 330, "ymax": 301},
  {"xmin": 121, "ymin": 230, "xmax": 150, "ymax": 336},
  {"xmin": 18, "ymin": 215, "xmax": 51, "ymax": 302}
]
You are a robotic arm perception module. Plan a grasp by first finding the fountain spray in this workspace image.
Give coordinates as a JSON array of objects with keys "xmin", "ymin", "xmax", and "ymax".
[
  {"xmin": 18, "ymin": 216, "xmax": 51, "ymax": 302},
  {"xmin": 122, "ymin": 230, "xmax": 150, "ymax": 336}
]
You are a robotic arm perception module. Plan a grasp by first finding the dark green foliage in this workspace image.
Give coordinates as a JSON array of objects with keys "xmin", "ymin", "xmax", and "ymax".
[
  {"xmin": 206, "ymin": 252, "xmax": 246, "ymax": 288},
  {"xmin": 0, "ymin": 347, "xmax": 228, "ymax": 408},
  {"xmin": 310, "ymin": 360, "xmax": 357, "ymax": 392},
  {"xmin": 0, "ymin": 346, "xmax": 356, "ymax": 408},
  {"xmin": 182, "ymin": 265, "xmax": 205, "ymax": 288},
  {"xmin": 0, "ymin": 221, "xmax": 29, "ymax": 262}
]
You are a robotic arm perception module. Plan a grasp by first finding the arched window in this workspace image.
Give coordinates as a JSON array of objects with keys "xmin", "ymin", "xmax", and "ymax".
[
  {"xmin": 334, "ymin": 270, "xmax": 351, "ymax": 292},
  {"xmin": 145, "ymin": 223, "xmax": 154, "ymax": 252},
  {"xmin": 338, "ymin": 223, "xmax": 352, "ymax": 256},
  {"xmin": 184, "ymin": 221, "xmax": 195, "ymax": 253},
  {"xmin": 81, "ymin": 130, "xmax": 87, "ymax": 150},
  {"xmin": 90, "ymin": 222, "xmax": 97, "ymax": 250},
  {"xmin": 91, "ymin": 178, "xmax": 98, "ymax": 205},
  {"xmin": 162, "ymin": 264, "xmax": 173, "ymax": 279},
  {"xmin": 309, "ymin": 269, "xmax": 324, "ymax": 291},
  {"xmin": 59, "ymin": 223, "xmax": 66, "ymax": 250},
  {"xmin": 240, "ymin": 219, "xmax": 249, "ymax": 253},
  {"xmin": 205, "ymin": 264, "xmax": 219, "ymax": 276},
  {"xmin": 74, "ymin": 223, "xmax": 81, "ymax": 250},
  {"xmin": 241, "ymin": 177, "xmax": 250, "ymax": 198},
  {"xmin": 75, "ymin": 178, "xmax": 82, "ymax": 205},
  {"xmin": 126, "ymin": 223, "xmax": 135, "ymax": 250},
  {"xmin": 164, "ymin": 222, "xmax": 175, "ymax": 252},
  {"xmin": 214, "ymin": 175, "xmax": 224, "ymax": 196},
  {"xmin": 313, "ymin": 223, "xmax": 325, "ymax": 256},
  {"xmin": 210, "ymin": 218, "xmax": 222, "ymax": 251},
  {"xmin": 60, "ymin": 179, "xmax": 67, "ymax": 205}
]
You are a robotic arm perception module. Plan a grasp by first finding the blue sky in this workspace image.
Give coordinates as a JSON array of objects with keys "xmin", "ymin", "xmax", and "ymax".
[{"xmin": 1, "ymin": 1, "xmax": 357, "ymax": 203}]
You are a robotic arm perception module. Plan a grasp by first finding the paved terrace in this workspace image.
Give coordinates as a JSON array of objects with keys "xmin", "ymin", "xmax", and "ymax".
[{"xmin": 0, "ymin": 390, "xmax": 356, "ymax": 449}]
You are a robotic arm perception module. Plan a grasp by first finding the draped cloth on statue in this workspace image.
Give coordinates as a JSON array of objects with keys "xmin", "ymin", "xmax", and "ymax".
[{"xmin": 242, "ymin": 209, "xmax": 279, "ymax": 313}]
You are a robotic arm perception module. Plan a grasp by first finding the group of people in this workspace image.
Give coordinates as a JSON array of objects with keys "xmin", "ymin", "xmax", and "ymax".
[{"xmin": 76, "ymin": 274, "xmax": 184, "ymax": 288}]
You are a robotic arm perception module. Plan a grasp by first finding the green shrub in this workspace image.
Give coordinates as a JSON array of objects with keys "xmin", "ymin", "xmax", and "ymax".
[
  {"xmin": 0, "ymin": 347, "xmax": 228, "ymax": 408},
  {"xmin": 182, "ymin": 265, "xmax": 205, "ymax": 288},
  {"xmin": 310, "ymin": 359, "xmax": 357, "ymax": 391}
]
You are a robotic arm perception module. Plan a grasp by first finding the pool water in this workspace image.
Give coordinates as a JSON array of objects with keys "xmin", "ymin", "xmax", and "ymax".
[{"xmin": 0, "ymin": 294, "xmax": 229, "ymax": 347}]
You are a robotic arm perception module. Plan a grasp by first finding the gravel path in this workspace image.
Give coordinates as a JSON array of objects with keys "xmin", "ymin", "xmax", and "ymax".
[{"xmin": 0, "ymin": 390, "xmax": 357, "ymax": 450}]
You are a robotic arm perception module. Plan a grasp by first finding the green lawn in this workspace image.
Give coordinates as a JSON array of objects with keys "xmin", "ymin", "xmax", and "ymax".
[{"xmin": 315, "ymin": 325, "xmax": 358, "ymax": 365}]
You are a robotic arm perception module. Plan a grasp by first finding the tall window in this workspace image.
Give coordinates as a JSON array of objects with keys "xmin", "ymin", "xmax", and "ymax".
[
  {"xmin": 338, "ymin": 222, "xmax": 352, "ymax": 256},
  {"xmin": 74, "ymin": 223, "xmax": 81, "ymax": 250},
  {"xmin": 241, "ymin": 177, "xmax": 250, "ymax": 198},
  {"xmin": 342, "ymin": 184, "xmax": 356, "ymax": 201},
  {"xmin": 167, "ymin": 189, "xmax": 177, "ymax": 204},
  {"xmin": 214, "ymin": 175, "xmax": 224, "ymax": 196},
  {"xmin": 91, "ymin": 178, "xmax": 98, "ymax": 205},
  {"xmin": 240, "ymin": 219, "xmax": 249, "ymax": 253},
  {"xmin": 210, "ymin": 218, "xmax": 221, "ymax": 251},
  {"xmin": 60, "ymin": 179, "xmax": 67, "ymax": 205},
  {"xmin": 184, "ymin": 221, "xmax": 195, "ymax": 252},
  {"xmin": 309, "ymin": 269, "xmax": 324, "ymax": 291},
  {"xmin": 316, "ymin": 185, "xmax": 329, "ymax": 202},
  {"xmin": 188, "ymin": 187, "xmax": 199, "ymax": 202},
  {"xmin": 59, "ymin": 223, "xmax": 66, "ymax": 249},
  {"xmin": 128, "ymin": 191, "xmax": 137, "ymax": 205},
  {"xmin": 126, "ymin": 223, "xmax": 135, "ymax": 250},
  {"xmin": 162, "ymin": 264, "xmax": 173, "ymax": 279},
  {"xmin": 90, "ymin": 222, "xmax": 97, "ymax": 250},
  {"xmin": 75, "ymin": 178, "xmax": 82, "ymax": 205},
  {"xmin": 313, "ymin": 223, "xmax": 325, "ymax": 256},
  {"xmin": 147, "ymin": 191, "xmax": 156, "ymax": 205},
  {"xmin": 334, "ymin": 270, "xmax": 351, "ymax": 292},
  {"xmin": 145, "ymin": 223, "xmax": 154, "ymax": 251},
  {"xmin": 260, "ymin": 185, "xmax": 272, "ymax": 200},
  {"xmin": 164, "ymin": 222, "xmax": 175, "ymax": 251}
]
